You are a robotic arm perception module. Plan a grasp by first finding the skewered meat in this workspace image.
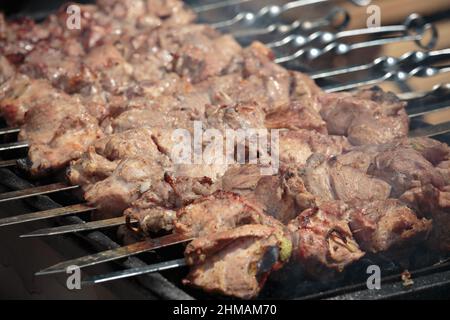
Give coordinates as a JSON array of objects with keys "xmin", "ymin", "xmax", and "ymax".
[
  {"xmin": 288, "ymin": 201, "xmax": 365, "ymax": 279},
  {"xmin": 174, "ymin": 191, "xmax": 284, "ymax": 237},
  {"xmin": 348, "ymin": 199, "xmax": 432, "ymax": 254},
  {"xmin": 184, "ymin": 224, "xmax": 291, "ymax": 299},
  {"xmin": 124, "ymin": 175, "xmax": 217, "ymax": 233},
  {"xmin": 2, "ymin": 0, "xmax": 450, "ymax": 300},
  {"xmin": 0, "ymin": 74, "xmax": 60, "ymax": 125},
  {"xmin": 319, "ymin": 87, "xmax": 409, "ymax": 145},
  {"xmin": 277, "ymin": 130, "xmax": 351, "ymax": 166},
  {"xmin": 300, "ymin": 153, "xmax": 391, "ymax": 204}
]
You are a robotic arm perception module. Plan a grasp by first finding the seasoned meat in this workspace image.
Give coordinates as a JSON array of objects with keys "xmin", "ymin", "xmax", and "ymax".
[
  {"xmin": 277, "ymin": 130, "xmax": 350, "ymax": 166},
  {"xmin": 184, "ymin": 224, "xmax": 291, "ymax": 299},
  {"xmin": 0, "ymin": 55, "xmax": 14, "ymax": 85},
  {"xmin": 84, "ymin": 157, "xmax": 165, "ymax": 219},
  {"xmin": 84, "ymin": 44, "xmax": 133, "ymax": 94},
  {"xmin": 288, "ymin": 201, "xmax": 365, "ymax": 278},
  {"xmin": 368, "ymin": 145, "xmax": 446, "ymax": 197},
  {"xmin": 68, "ymin": 127, "xmax": 171, "ymax": 188},
  {"xmin": 16, "ymin": 93, "xmax": 103, "ymax": 175},
  {"xmin": 205, "ymin": 102, "xmax": 266, "ymax": 132},
  {"xmin": 319, "ymin": 87, "xmax": 409, "ymax": 145},
  {"xmin": 174, "ymin": 34, "xmax": 242, "ymax": 83},
  {"xmin": 125, "ymin": 176, "xmax": 217, "ymax": 233},
  {"xmin": 348, "ymin": 200, "xmax": 432, "ymax": 253},
  {"xmin": 174, "ymin": 191, "xmax": 283, "ymax": 237},
  {"xmin": 219, "ymin": 165, "xmax": 314, "ymax": 223},
  {"xmin": 301, "ymin": 154, "xmax": 391, "ymax": 204},
  {"xmin": 19, "ymin": 42, "xmax": 94, "ymax": 94},
  {"xmin": 0, "ymin": 74, "xmax": 61, "ymax": 125},
  {"xmin": 265, "ymin": 100, "xmax": 327, "ymax": 134}
]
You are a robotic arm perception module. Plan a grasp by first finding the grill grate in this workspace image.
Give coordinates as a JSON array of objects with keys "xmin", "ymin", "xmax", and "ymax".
[{"xmin": 0, "ymin": 0, "xmax": 450, "ymax": 299}]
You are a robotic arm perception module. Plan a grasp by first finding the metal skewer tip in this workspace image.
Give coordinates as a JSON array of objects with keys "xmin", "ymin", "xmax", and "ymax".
[
  {"xmin": 35, "ymin": 233, "xmax": 194, "ymax": 276},
  {"xmin": 82, "ymin": 258, "xmax": 187, "ymax": 286},
  {"xmin": 0, "ymin": 204, "xmax": 95, "ymax": 227},
  {"xmin": 0, "ymin": 141, "xmax": 29, "ymax": 152},
  {"xmin": 20, "ymin": 216, "xmax": 133, "ymax": 238},
  {"xmin": 0, "ymin": 182, "xmax": 80, "ymax": 203}
]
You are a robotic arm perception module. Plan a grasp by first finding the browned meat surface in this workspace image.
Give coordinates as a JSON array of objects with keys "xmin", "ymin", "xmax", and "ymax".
[
  {"xmin": 288, "ymin": 201, "xmax": 365, "ymax": 278},
  {"xmin": 68, "ymin": 127, "xmax": 170, "ymax": 188},
  {"xmin": 218, "ymin": 165, "xmax": 315, "ymax": 224},
  {"xmin": 0, "ymin": 71, "xmax": 109, "ymax": 169},
  {"xmin": 175, "ymin": 191, "xmax": 284, "ymax": 237},
  {"xmin": 184, "ymin": 224, "xmax": 291, "ymax": 299},
  {"xmin": 277, "ymin": 130, "xmax": 350, "ymax": 166},
  {"xmin": 300, "ymin": 154, "xmax": 391, "ymax": 204},
  {"xmin": 68, "ymin": 128, "xmax": 173, "ymax": 217},
  {"xmin": 0, "ymin": 55, "xmax": 14, "ymax": 85},
  {"xmin": 265, "ymin": 100, "xmax": 327, "ymax": 134},
  {"xmin": 319, "ymin": 87, "xmax": 409, "ymax": 145},
  {"xmin": 124, "ymin": 176, "xmax": 217, "ymax": 233},
  {"xmin": 348, "ymin": 200, "xmax": 432, "ymax": 254},
  {"xmin": 0, "ymin": 74, "xmax": 60, "ymax": 125},
  {"xmin": 84, "ymin": 157, "xmax": 166, "ymax": 219}
]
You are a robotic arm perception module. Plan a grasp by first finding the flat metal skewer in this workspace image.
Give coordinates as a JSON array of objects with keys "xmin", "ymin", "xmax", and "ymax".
[
  {"xmin": 20, "ymin": 216, "xmax": 133, "ymax": 238},
  {"xmin": 83, "ymin": 258, "xmax": 187, "ymax": 285},
  {"xmin": 0, "ymin": 141, "xmax": 29, "ymax": 152},
  {"xmin": 0, "ymin": 182, "xmax": 79, "ymax": 203},
  {"xmin": 35, "ymin": 233, "xmax": 194, "ymax": 276},
  {"xmin": 0, "ymin": 159, "xmax": 17, "ymax": 168},
  {"xmin": 0, "ymin": 127, "xmax": 20, "ymax": 135},
  {"xmin": 0, "ymin": 204, "xmax": 94, "ymax": 227},
  {"xmin": 409, "ymin": 121, "xmax": 450, "ymax": 138}
]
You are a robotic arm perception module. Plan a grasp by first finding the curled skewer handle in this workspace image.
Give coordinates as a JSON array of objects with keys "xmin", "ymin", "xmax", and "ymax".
[
  {"xmin": 208, "ymin": 0, "xmax": 330, "ymax": 29},
  {"xmin": 312, "ymin": 49, "xmax": 450, "ymax": 93},
  {"xmin": 194, "ymin": 0, "xmax": 370, "ymax": 14},
  {"xmin": 397, "ymin": 83, "xmax": 450, "ymax": 101},
  {"xmin": 233, "ymin": 7, "xmax": 350, "ymax": 40},
  {"xmin": 274, "ymin": 13, "xmax": 438, "ymax": 64}
]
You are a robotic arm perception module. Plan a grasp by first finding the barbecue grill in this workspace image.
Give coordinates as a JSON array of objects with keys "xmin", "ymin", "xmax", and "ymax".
[{"xmin": 0, "ymin": 0, "xmax": 450, "ymax": 300}]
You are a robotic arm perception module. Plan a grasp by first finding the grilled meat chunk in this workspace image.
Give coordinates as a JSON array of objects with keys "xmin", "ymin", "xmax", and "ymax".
[
  {"xmin": 124, "ymin": 176, "xmax": 217, "ymax": 233},
  {"xmin": 175, "ymin": 191, "xmax": 284, "ymax": 237},
  {"xmin": 68, "ymin": 127, "xmax": 171, "ymax": 188},
  {"xmin": 0, "ymin": 74, "xmax": 61, "ymax": 125},
  {"xmin": 277, "ymin": 130, "xmax": 350, "ymax": 166},
  {"xmin": 348, "ymin": 200, "xmax": 432, "ymax": 254},
  {"xmin": 184, "ymin": 224, "xmax": 292, "ymax": 299},
  {"xmin": 300, "ymin": 154, "xmax": 391, "ymax": 204},
  {"xmin": 84, "ymin": 157, "xmax": 165, "ymax": 219},
  {"xmin": 288, "ymin": 201, "xmax": 365, "ymax": 278},
  {"xmin": 265, "ymin": 100, "xmax": 327, "ymax": 134},
  {"xmin": 319, "ymin": 87, "xmax": 409, "ymax": 145},
  {"xmin": 0, "ymin": 55, "xmax": 14, "ymax": 85}
]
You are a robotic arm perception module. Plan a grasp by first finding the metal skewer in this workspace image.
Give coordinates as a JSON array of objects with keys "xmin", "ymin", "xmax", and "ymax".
[
  {"xmin": 273, "ymin": 13, "xmax": 437, "ymax": 64},
  {"xmin": 35, "ymin": 233, "xmax": 194, "ymax": 276},
  {"xmin": 0, "ymin": 127, "xmax": 20, "ymax": 136},
  {"xmin": 0, "ymin": 182, "xmax": 79, "ymax": 203},
  {"xmin": 83, "ymin": 258, "xmax": 187, "ymax": 285},
  {"xmin": 0, "ymin": 204, "xmax": 94, "ymax": 227},
  {"xmin": 313, "ymin": 49, "xmax": 450, "ymax": 93},
  {"xmin": 0, "ymin": 141, "xmax": 29, "ymax": 152},
  {"xmin": 20, "ymin": 216, "xmax": 133, "ymax": 237},
  {"xmin": 0, "ymin": 159, "xmax": 17, "ymax": 168}
]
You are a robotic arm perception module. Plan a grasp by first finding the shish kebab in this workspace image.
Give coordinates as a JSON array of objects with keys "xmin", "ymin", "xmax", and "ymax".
[{"xmin": 0, "ymin": 0, "xmax": 448, "ymax": 298}]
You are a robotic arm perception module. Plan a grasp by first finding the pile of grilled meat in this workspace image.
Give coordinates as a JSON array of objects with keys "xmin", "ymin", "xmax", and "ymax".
[{"xmin": 0, "ymin": 0, "xmax": 449, "ymax": 299}]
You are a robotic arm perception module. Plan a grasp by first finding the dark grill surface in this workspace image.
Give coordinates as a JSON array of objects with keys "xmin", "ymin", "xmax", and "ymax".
[{"xmin": 1, "ymin": 0, "xmax": 450, "ymax": 300}]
